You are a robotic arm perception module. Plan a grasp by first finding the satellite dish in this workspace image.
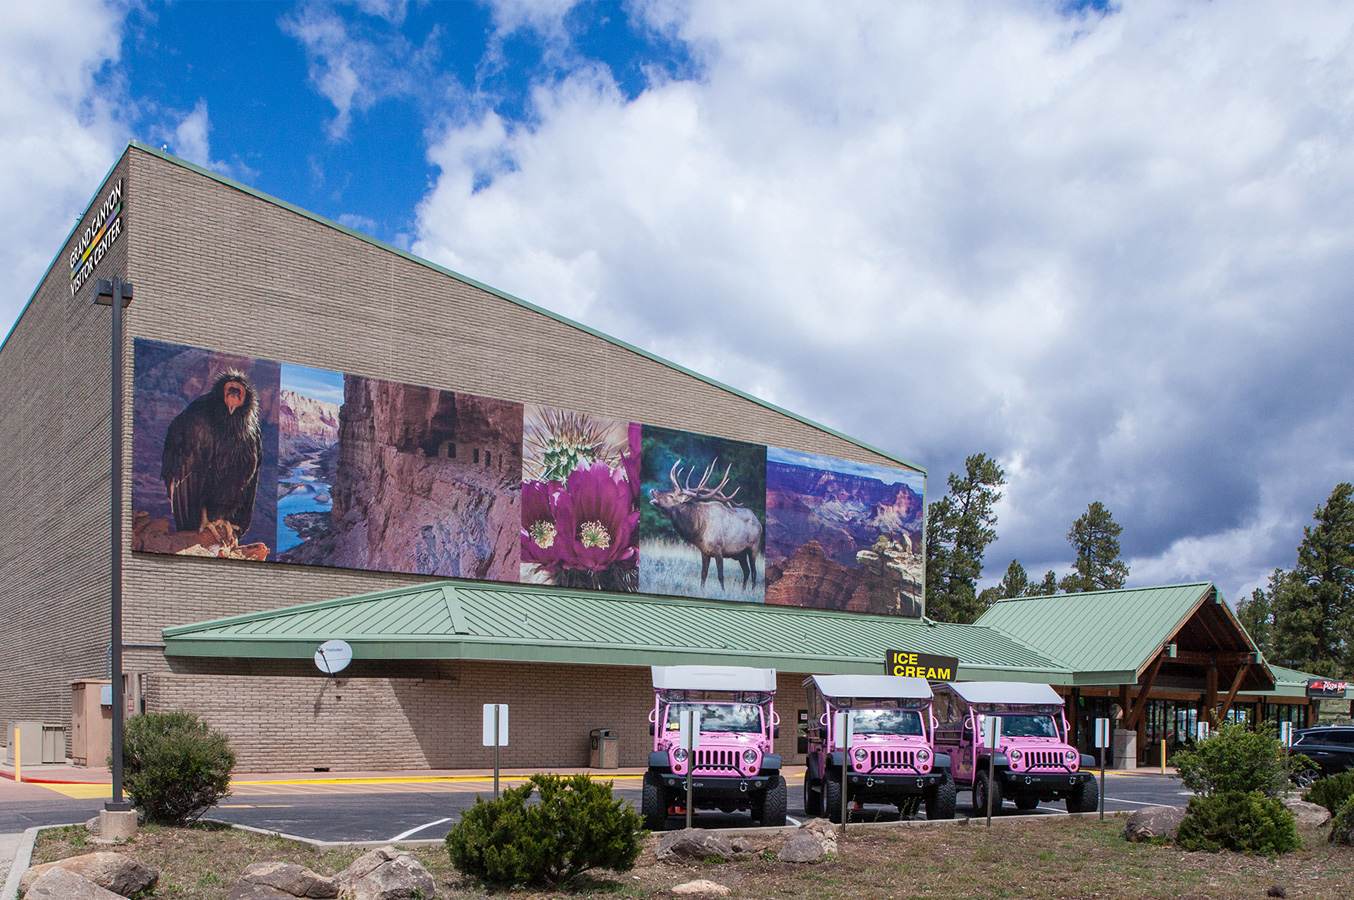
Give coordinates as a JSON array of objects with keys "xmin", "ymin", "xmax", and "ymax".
[{"xmin": 314, "ymin": 639, "xmax": 353, "ymax": 675}]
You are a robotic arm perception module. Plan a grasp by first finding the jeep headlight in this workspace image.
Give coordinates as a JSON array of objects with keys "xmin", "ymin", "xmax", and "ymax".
[
  {"xmin": 1065, "ymin": 749, "xmax": 1077, "ymax": 762},
  {"xmin": 853, "ymin": 747, "xmax": 868, "ymax": 762},
  {"xmin": 743, "ymin": 749, "xmax": 758, "ymax": 763},
  {"xmin": 673, "ymin": 748, "xmax": 688, "ymax": 762},
  {"xmin": 917, "ymin": 748, "xmax": 930, "ymax": 761},
  {"xmin": 1009, "ymin": 749, "xmax": 1022, "ymax": 762}
]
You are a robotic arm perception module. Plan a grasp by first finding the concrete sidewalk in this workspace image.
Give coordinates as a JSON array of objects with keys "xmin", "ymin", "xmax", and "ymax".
[
  {"xmin": 2, "ymin": 763, "xmax": 649, "ymax": 785},
  {"xmin": 0, "ymin": 832, "xmax": 23, "ymax": 896}
]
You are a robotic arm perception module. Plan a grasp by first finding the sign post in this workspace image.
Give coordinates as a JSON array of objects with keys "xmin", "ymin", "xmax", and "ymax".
[
  {"xmin": 1094, "ymin": 717, "xmax": 1111, "ymax": 821},
  {"xmin": 482, "ymin": 704, "xmax": 509, "ymax": 798},
  {"xmin": 983, "ymin": 715, "xmax": 1001, "ymax": 828},
  {"xmin": 834, "ymin": 710, "xmax": 852, "ymax": 832},
  {"xmin": 679, "ymin": 709, "xmax": 701, "ymax": 831},
  {"xmin": 1196, "ymin": 720, "xmax": 1210, "ymax": 743},
  {"xmin": 1279, "ymin": 721, "xmax": 1293, "ymax": 748}
]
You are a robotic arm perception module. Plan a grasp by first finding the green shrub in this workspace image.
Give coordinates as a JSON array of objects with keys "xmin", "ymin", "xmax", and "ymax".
[
  {"xmin": 1306, "ymin": 770, "xmax": 1354, "ymax": 815},
  {"xmin": 1331, "ymin": 796, "xmax": 1354, "ymax": 845},
  {"xmin": 119, "ymin": 712, "xmax": 234, "ymax": 825},
  {"xmin": 446, "ymin": 773, "xmax": 644, "ymax": 887},
  {"xmin": 1175, "ymin": 791, "xmax": 1300, "ymax": 854},
  {"xmin": 1173, "ymin": 723, "xmax": 1292, "ymax": 798}
]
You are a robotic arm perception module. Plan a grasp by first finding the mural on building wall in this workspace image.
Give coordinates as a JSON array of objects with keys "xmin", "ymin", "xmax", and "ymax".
[
  {"xmin": 638, "ymin": 425, "xmax": 767, "ymax": 603},
  {"xmin": 765, "ymin": 447, "xmax": 925, "ymax": 616},
  {"xmin": 131, "ymin": 338, "xmax": 279, "ymax": 560},
  {"xmin": 132, "ymin": 338, "xmax": 925, "ymax": 616},
  {"xmin": 520, "ymin": 406, "xmax": 641, "ymax": 591}
]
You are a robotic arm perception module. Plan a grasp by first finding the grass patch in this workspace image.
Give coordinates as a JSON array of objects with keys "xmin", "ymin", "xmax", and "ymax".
[
  {"xmin": 29, "ymin": 816, "xmax": 1354, "ymax": 898},
  {"xmin": 638, "ymin": 538, "xmax": 764, "ymax": 602}
]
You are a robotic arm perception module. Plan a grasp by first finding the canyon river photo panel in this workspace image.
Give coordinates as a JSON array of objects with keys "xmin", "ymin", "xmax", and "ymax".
[{"xmin": 131, "ymin": 339, "xmax": 925, "ymax": 615}]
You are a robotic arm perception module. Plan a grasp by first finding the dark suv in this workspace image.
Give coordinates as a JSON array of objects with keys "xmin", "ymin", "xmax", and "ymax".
[{"xmin": 1292, "ymin": 726, "xmax": 1354, "ymax": 777}]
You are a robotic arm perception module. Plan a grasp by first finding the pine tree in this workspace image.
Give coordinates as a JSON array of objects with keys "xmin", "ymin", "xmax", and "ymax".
[
  {"xmin": 1236, "ymin": 570, "xmax": 1279, "ymax": 659},
  {"xmin": 1272, "ymin": 483, "xmax": 1354, "ymax": 676},
  {"xmin": 997, "ymin": 559, "xmax": 1029, "ymax": 599},
  {"xmin": 1025, "ymin": 570, "xmax": 1059, "ymax": 596},
  {"xmin": 924, "ymin": 453, "xmax": 1006, "ymax": 623},
  {"xmin": 1059, "ymin": 501, "xmax": 1130, "ymax": 593}
]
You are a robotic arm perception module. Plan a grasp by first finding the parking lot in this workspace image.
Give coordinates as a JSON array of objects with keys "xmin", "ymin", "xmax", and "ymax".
[{"xmin": 1, "ymin": 769, "xmax": 1189, "ymax": 843}]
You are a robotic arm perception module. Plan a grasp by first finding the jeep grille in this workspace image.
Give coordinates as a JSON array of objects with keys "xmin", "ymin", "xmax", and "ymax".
[
  {"xmin": 1024, "ymin": 751, "xmax": 1067, "ymax": 770},
  {"xmin": 867, "ymin": 748, "xmax": 918, "ymax": 772},
  {"xmin": 694, "ymin": 748, "xmax": 741, "ymax": 773}
]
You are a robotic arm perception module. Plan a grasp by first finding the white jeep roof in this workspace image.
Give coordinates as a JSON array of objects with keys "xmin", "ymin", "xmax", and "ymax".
[
  {"xmin": 651, "ymin": 665, "xmax": 777, "ymax": 693},
  {"xmin": 946, "ymin": 681, "xmax": 1063, "ymax": 706},
  {"xmin": 806, "ymin": 674, "xmax": 932, "ymax": 701}
]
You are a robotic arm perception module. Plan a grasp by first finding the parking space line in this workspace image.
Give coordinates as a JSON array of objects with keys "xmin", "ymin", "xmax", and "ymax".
[
  {"xmin": 786, "ymin": 816, "xmax": 801, "ymax": 826},
  {"xmin": 1104, "ymin": 796, "xmax": 1169, "ymax": 806},
  {"xmin": 390, "ymin": 817, "xmax": 452, "ymax": 841}
]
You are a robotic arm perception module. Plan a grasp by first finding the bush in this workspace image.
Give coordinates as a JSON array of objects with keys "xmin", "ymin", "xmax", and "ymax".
[
  {"xmin": 1175, "ymin": 791, "xmax": 1300, "ymax": 854},
  {"xmin": 1173, "ymin": 723, "xmax": 1292, "ymax": 798},
  {"xmin": 1306, "ymin": 770, "xmax": 1354, "ymax": 815},
  {"xmin": 119, "ymin": 712, "xmax": 234, "ymax": 825},
  {"xmin": 1331, "ymin": 796, "xmax": 1354, "ymax": 845},
  {"xmin": 446, "ymin": 773, "xmax": 644, "ymax": 887}
]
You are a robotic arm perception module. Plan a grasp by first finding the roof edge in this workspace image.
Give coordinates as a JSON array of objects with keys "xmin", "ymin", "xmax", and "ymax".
[
  {"xmin": 983, "ymin": 581, "xmax": 1214, "ymax": 607},
  {"xmin": 118, "ymin": 142, "xmax": 924, "ymax": 475}
]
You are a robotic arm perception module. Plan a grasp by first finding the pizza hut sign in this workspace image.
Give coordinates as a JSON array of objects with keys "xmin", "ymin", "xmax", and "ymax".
[{"xmin": 1306, "ymin": 678, "xmax": 1350, "ymax": 699}]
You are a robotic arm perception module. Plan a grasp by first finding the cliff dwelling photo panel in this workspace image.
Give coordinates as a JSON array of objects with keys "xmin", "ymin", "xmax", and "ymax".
[
  {"xmin": 520, "ymin": 405, "xmax": 641, "ymax": 592},
  {"xmin": 131, "ymin": 338, "xmax": 280, "ymax": 561},
  {"xmin": 638, "ymin": 424, "xmax": 767, "ymax": 603},
  {"xmin": 764, "ymin": 447, "xmax": 925, "ymax": 617},
  {"xmin": 284, "ymin": 375, "xmax": 523, "ymax": 580}
]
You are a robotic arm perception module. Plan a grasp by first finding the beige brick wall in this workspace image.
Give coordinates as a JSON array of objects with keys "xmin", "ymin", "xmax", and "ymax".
[
  {"xmin": 2, "ymin": 144, "xmax": 909, "ymax": 765},
  {"xmin": 0, "ymin": 157, "xmax": 130, "ymax": 737},
  {"xmin": 147, "ymin": 660, "xmax": 812, "ymax": 772}
]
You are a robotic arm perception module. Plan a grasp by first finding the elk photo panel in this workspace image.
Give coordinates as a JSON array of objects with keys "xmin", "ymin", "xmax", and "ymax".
[
  {"xmin": 131, "ymin": 338, "xmax": 925, "ymax": 616},
  {"xmin": 637, "ymin": 424, "xmax": 768, "ymax": 603}
]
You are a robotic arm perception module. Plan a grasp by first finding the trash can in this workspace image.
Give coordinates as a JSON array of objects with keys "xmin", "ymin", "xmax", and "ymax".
[{"xmin": 589, "ymin": 728, "xmax": 619, "ymax": 769}]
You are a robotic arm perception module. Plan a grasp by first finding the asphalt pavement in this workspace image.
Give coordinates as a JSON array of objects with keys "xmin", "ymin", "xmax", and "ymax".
[{"xmin": 0, "ymin": 770, "xmax": 1190, "ymax": 844}]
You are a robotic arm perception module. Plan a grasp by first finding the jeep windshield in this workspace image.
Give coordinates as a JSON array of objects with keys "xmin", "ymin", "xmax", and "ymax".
[
  {"xmin": 665, "ymin": 702, "xmax": 762, "ymax": 734},
  {"xmin": 850, "ymin": 709, "xmax": 923, "ymax": 736},
  {"xmin": 991, "ymin": 713, "xmax": 1059, "ymax": 738}
]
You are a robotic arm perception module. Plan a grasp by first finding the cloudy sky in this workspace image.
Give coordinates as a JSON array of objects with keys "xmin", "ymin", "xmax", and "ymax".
[{"xmin": 3, "ymin": 0, "xmax": 1351, "ymax": 604}]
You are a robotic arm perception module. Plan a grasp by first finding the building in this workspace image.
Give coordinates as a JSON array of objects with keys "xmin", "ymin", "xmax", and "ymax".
[{"xmin": 2, "ymin": 144, "xmax": 1348, "ymax": 772}]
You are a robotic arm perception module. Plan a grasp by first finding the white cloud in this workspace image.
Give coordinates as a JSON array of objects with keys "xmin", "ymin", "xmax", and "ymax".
[
  {"xmin": 0, "ymin": 0, "xmax": 129, "ymax": 330},
  {"xmin": 413, "ymin": 0, "xmax": 1354, "ymax": 601},
  {"xmin": 149, "ymin": 98, "xmax": 255, "ymax": 180}
]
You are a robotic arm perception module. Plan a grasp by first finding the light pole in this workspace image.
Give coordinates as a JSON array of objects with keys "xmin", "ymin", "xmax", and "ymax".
[{"xmin": 95, "ymin": 276, "xmax": 134, "ymax": 816}]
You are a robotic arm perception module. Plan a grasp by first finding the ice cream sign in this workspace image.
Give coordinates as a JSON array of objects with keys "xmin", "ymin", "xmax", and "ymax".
[
  {"xmin": 885, "ymin": 649, "xmax": 958, "ymax": 680},
  {"xmin": 70, "ymin": 178, "xmax": 124, "ymax": 297}
]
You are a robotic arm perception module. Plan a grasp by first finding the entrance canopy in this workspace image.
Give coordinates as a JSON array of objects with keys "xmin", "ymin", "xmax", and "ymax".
[{"xmin": 163, "ymin": 579, "xmax": 1071, "ymax": 682}]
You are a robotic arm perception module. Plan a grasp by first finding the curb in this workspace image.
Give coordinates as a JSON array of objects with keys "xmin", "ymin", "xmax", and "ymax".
[{"xmin": 1, "ymin": 825, "xmax": 54, "ymax": 900}]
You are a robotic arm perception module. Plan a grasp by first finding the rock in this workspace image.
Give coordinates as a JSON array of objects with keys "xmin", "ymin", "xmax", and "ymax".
[
  {"xmin": 84, "ymin": 815, "xmax": 101, "ymax": 835},
  {"xmin": 229, "ymin": 883, "xmax": 301, "ymax": 900},
  {"xmin": 337, "ymin": 846, "xmax": 437, "ymax": 900},
  {"xmin": 237, "ymin": 861, "xmax": 339, "ymax": 898},
  {"xmin": 671, "ymin": 879, "xmax": 731, "ymax": 895},
  {"xmin": 24, "ymin": 867, "xmax": 124, "ymax": 900},
  {"xmin": 655, "ymin": 829, "xmax": 736, "ymax": 863},
  {"xmin": 778, "ymin": 830, "xmax": 826, "ymax": 863},
  {"xmin": 799, "ymin": 818, "xmax": 839, "ymax": 854},
  {"xmin": 1282, "ymin": 798, "xmax": 1332, "ymax": 827},
  {"xmin": 1267, "ymin": 886, "xmax": 1287, "ymax": 898},
  {"xmin": 1122, "ymin": 805, "xmax": 1186, "ymax": 843},
  {"xmin": 20, "ymin": 850, "xmax": 158, "ymax": 895}
]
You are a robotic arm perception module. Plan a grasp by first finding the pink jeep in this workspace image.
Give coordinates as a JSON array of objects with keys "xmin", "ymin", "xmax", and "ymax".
[
  {"xmin": 933, "ymin": 681, "xmax": 1098, "ymax": 814},
  {"xmin": 803, "ymin": 674, "xmax": 956, "ymax": 822},
  {"xmin": 642, "ymin": 665, "xmax": 787, "ymax": 830}
]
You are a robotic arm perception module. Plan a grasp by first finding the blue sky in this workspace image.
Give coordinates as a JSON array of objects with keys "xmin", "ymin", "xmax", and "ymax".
[
  {"xmin": 768, "ymin": 447, "xmax": 925, "ymax": 492},
  {"xmin": 3, "ymin": 0, "xmax": 1353, "ymax": 604},
  {"xmin": 281, "ymin": 363, "xmax": 345, "ymax": 405}
]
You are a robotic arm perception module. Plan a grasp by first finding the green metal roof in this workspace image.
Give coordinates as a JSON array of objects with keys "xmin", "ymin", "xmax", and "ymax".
[
  {"xmin": 163, "ymin": 579, "xmax": 1069, "ymax": 682},
  {"xmin": 1263, "ymin": 664, "xmax": 1354, "ymax": 700},
  {"xmin": 975, "ymin": 583, "xmax": 1221, "ymax": 685}
]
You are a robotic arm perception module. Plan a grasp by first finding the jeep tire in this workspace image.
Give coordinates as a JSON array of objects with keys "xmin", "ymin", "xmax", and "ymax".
[
  {"xmin": 1014, "ymin": 794, "xmax": 1039, "ymax": 811},
  {"xmin": 825, "ymin": 774, "xmax": 845, "ymax": 824},
  {"xmin": 803, "ymin": 773, "xmax": 823, "ymax": 817},
  {"xmin": 973, "ymin": 771, "xmax": 1004, "ymax": 816},
  {"xmin": 925, "ymin": 774, "xmax": 957, "ymax": 820},
  {"xmin": 758, "ymin": 775, "xmax": 788, "ymax": 827},
  {"xmin": 641, "ymin": 772, "xmax": 668, "ymax": 831},
  {"xmin": 1066, "ymin": 776, "xmax": 1099, "ymax": 813}
]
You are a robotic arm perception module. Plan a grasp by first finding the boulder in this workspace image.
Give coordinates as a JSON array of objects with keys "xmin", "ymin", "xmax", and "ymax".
[
  {"xmin": 1122, "ymin": 805, "xmax": 1185, "ymax": 843},
  {"xmin": 235, "ymin": 861, "xmax": 339, "ymax": 898},
  {"xmin": 20, "ymin": 850, "xmax": 159, "ymax": 895},
  {"xmin": 229, "ymin": 884, "xmax": 301, "ymax": 900},
  {"xmin": 655, "ymin": 829, "xmax": 736, "ymax": 863},
  {"xmin": 24, "ymin": 867, "xmax": 124, "ymax": 900},
  {"xmin": 671, "ymin": 879, "xmax": 732, "ymax": 895},
  {"xmin": 337, "ymin": 846, "xmax": 437, "ymax": 900},
  {"xmin": 1282, "ymin": 798, "xmax": 1332, "ymax": 827},
  {"xmin": 799, "ymin": 818, "xmax": 839, "ymax": 854},
  {"xmin": 778, "ymin": 831, "xmax": 825, "ymax": 863}
]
